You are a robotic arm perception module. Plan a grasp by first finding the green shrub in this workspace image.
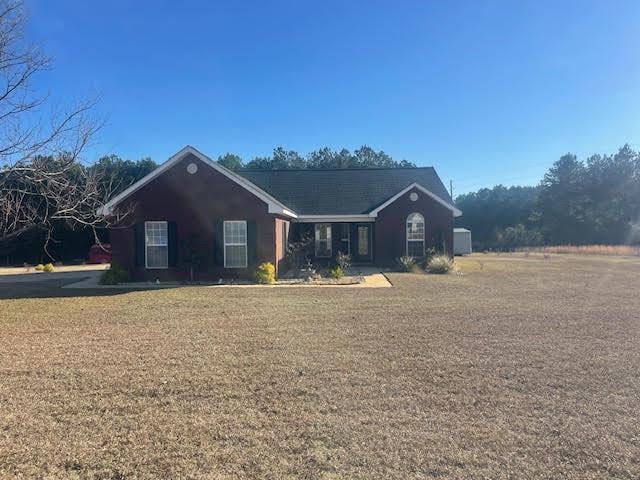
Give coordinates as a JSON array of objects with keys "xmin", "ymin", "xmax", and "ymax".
[
  {"xmin": 34, "ymin": 264, "xmax": 45, "ymax": 271},
  {"xmin": 42, "ymin": 263, "xmax": 54, "ymax": 272},
  {"xmin": 426, "ymin": 254, "xmax": 453, "ymax": 274},
  {"xmin": 396, "ymin": 256, "xmax": 420, "ymax": 273},
  {"xmin": 99, "ymin": 263, "xmax": 130, "ymax": 285},
  {"xmin": 328, "ymin": 265, "xmax": 344, "ymax": 279},
  {"xmin": 255, "ymin": 262, "xmax": 276, "ymax": 284}
]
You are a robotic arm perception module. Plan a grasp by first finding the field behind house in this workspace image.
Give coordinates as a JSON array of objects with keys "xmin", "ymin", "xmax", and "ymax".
[
  {"xmin": 1, "ymin": 253, "xmax": 640, "ymax": 479},
  {"xmin": 520, "ymin": 244, "xmax": 640, "ymax": 256}
]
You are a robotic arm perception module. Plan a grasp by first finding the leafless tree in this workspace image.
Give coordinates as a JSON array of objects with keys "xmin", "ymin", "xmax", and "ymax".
[{"xmin": 0, "ymin": 0, "xmax": 126, "ymax": 258}]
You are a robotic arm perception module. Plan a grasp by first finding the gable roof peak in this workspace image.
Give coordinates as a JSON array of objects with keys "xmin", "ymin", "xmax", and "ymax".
[{"xmin": 238, "ymin": 166, "xmax": 435, "ymax": 173}]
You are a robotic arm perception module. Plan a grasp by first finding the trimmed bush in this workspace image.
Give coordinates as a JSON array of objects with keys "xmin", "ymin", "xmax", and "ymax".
[
  {"xmin": 42, "ymin": 263, "xmax": 54, "ymax": 272},
  {"xmin": 396, "ymin": 256, "xmax": 420, "ymax": 273},
  {"xmin": 255, "ymin": 262, "xmax": 276, "ymax": 284},
  {"xmin": 34, "ymin": 264, "xmax": 45, "ymax": 271},
  {"xmin": 328, "ymin": 265, "xmax": 344, "ymax": 279},
  {"xmin": 426, "ymin": 255, "xmax": 453, "ymax": 274},
  {"xmin": 99, "ymin": 263, "xmax": 130, "ymax": 285}
]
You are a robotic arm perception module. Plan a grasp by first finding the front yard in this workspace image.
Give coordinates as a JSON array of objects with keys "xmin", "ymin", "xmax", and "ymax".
[{"xmin": 1, "ymin": 254, "xmax": 639, "ymax": 478}]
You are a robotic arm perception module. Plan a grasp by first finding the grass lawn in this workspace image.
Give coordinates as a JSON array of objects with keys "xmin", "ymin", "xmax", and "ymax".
[{"xmin": 1, "ymin": 254, "xmax": 640, "ymax": 479}]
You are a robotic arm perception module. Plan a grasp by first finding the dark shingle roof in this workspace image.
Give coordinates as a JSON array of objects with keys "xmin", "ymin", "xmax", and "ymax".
[{"xmin": 238, "ymin": 167, "xmax": 453, "ymax": 215}]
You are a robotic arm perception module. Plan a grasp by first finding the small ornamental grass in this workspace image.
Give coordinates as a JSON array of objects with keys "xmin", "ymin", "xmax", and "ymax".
[
  {"xmin": 99, "ymin": 263, "xmax": 130, "ymax": 285},
  {"xmin": 426, "ymin": 254, "xmax": 453, "ymax": 274},
  {"xmin": 396, "ymin": 256, "xmax": 421, "ymax": 273},
  {"xmin": 255, "ymin": 262, "xmax": 276, "ymax": 284},
  {"xmin": 419, "ymin": 247, "xmax": 437, "ymax": 269},
  {"xmin": 328, "ymin": 265, "xmax": 344, "ymax": 279}
]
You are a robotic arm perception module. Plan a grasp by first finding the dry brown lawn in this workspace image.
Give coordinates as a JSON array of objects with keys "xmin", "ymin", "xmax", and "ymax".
[
  {"xmin": 1, "ymin": 253, "xmax": 640, "ymax": 479},
  {"xmin": 521, "ymin": 244, "xmax": 640, "ymax": 256}
]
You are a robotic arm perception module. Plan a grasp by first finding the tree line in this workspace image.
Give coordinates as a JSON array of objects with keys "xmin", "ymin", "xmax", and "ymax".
[
  {"xmin": 455, "ymin": 144, "xmax": 640, "ymax": 250},
  {"xmin": 218, "ymin": 146, "xmax": 416, "ymax": 170},
  {"xmin": 94, "ymin": 145, "xmax": 416, "ymax": 185}
]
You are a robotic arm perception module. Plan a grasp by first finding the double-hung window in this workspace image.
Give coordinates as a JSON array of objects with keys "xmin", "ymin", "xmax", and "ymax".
[
  {"xmin": 224, "ymin": 221, "xmax": 248, "ymax": 268},
  {"xmin": 145, "ymin": 221, "xmax": 168, "ymax": 269},
  {"xmin": 406, "ymin": 213, "xmax": 425, "ymax": 257},
  {"xmin": 315, "ymin": 223, "xmax": 332, "ymax": 258}
]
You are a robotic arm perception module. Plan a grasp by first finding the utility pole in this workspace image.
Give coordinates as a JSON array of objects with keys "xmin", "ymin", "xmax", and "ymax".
[{"xmin": 450, "ymin": 179, "xmax": 453, "ymax": 199}]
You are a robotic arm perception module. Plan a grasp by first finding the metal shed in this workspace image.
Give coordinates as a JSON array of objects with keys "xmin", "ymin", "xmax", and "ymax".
[{"xmin": 453, "ymin": 228, "xmax": 472, "ymax": 255}]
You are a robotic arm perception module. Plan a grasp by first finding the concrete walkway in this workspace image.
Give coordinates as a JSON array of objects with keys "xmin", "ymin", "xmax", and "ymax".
[{"xmin": 0, "ymin": 265, "xmax": 107, "ymax": 284}]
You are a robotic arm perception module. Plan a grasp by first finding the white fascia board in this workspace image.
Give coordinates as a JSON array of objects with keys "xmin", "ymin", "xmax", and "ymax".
[
  {"xmin": 279, "ymin": 208, "xmax": 298, "ymax": 217},
  {"xmin": 293, "ymin": 214, "xmax": 375, "ymax": 223},
  {"xmin": 99, "ymin": 145, "xmax": 297, "ymax": 218},
  {"xmin": 368, "ymin": 182, "xmax": 462, "ymax": 218}
]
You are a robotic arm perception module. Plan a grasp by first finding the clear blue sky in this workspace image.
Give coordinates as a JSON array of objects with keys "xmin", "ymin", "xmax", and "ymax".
[{"xmin": 28, "ymin": 0, "xmax": 640, "ymax": 193}]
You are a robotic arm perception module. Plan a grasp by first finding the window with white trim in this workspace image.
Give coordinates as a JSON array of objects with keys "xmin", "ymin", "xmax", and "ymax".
[
  {"xmin": 145, "ymin": 221, "xmax": 168, "ymax": 269},
  {"xmin": 315, "ymin": 223, "xmax": 332, "ymax": 258},
  {"xmin": 406, "ymin": 213, "xmax": 425, "ymax": 257},
  {"xmin": 224, "ymin": 221, "xmax": 247, "ymax": 268}
]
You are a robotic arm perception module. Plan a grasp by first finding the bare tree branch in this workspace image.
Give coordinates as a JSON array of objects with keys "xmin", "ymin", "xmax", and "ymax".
[{"xmin": 0, "ymin": 0, "xmax": 125, "ymax": 258}]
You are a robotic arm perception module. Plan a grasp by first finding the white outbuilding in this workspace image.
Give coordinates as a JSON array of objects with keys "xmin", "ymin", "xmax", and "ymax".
[{"xmin": 453, "ymin": 228, "xmax": 472, "ymax": 255}]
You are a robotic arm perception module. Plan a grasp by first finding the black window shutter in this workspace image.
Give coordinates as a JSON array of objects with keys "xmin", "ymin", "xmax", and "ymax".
[
  {"xmin": 135, "ymin": 223, "xmax": 145, "ymax": 267},
  {"xmin": 247, "ymin": 220, "xmax": 257, "ymax": 267},
  {"xmin": 214, "ymin": 220, "xmax": 224, "ymax": 265},
  {"xmin": 168, "ymin": 221, "xmax": 178, "ymax": 267}
]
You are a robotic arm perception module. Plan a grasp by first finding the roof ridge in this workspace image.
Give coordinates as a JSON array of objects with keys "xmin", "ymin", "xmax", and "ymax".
[{"xmin": 238, "ymin": 166, "xmax": 434, "ymax": 173}]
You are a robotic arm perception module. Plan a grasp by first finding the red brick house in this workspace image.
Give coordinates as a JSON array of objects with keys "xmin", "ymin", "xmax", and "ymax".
[{"xmin": 103, "ymin": 146, "xmax": 461, "ymax": 281}]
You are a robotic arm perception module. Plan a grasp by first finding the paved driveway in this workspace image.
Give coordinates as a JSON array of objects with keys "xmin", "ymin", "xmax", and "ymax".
[{"xmin": 0, "ymin": 268, "xmax": 109, "ymax": 299}]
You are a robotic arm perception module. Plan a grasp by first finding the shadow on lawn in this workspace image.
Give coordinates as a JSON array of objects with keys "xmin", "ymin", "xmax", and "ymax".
[{"xmin": 0, "ymin": 278, "xmax": 148, "ymax": 300}]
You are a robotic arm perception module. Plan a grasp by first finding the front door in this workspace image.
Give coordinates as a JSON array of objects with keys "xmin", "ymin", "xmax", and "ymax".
[{"xmin": 353, "ymin": 224, "xmax": 372, "ymax": 262}]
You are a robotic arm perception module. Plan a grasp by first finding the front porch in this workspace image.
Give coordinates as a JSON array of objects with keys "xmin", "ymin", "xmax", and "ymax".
[{"xmin": 290, "ymin": 222, "xmax": 375, "ymax": 265}]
